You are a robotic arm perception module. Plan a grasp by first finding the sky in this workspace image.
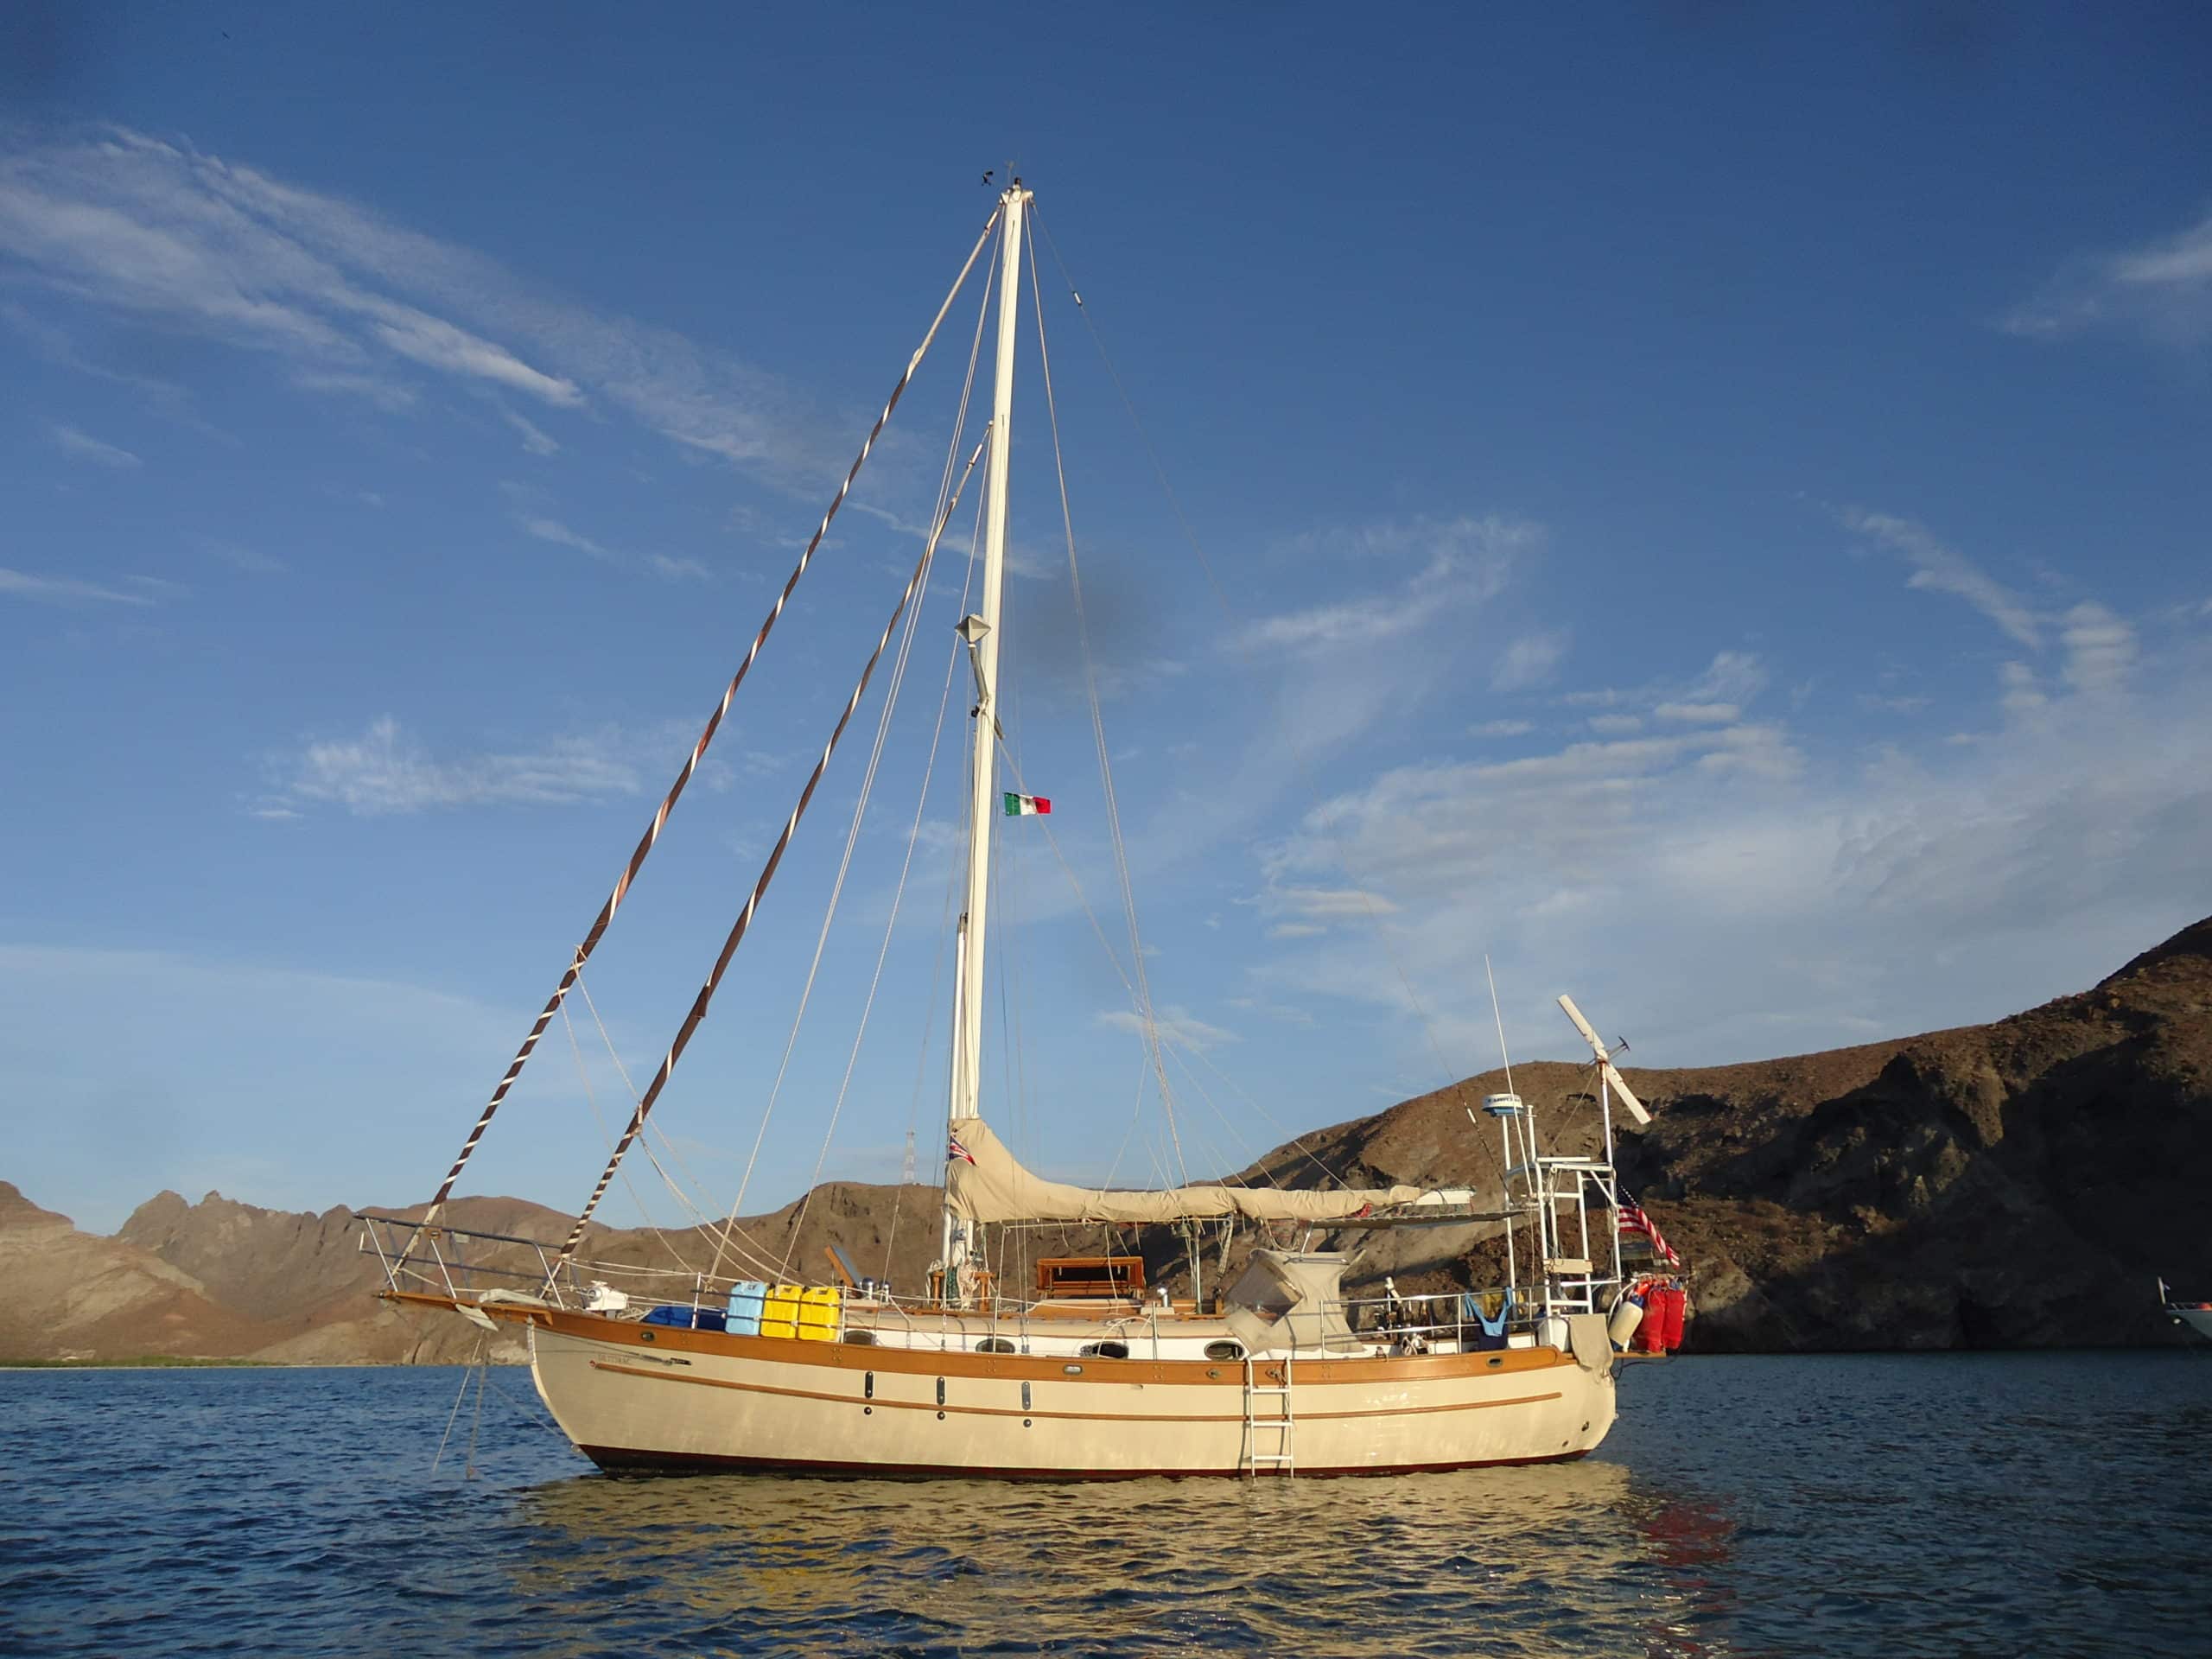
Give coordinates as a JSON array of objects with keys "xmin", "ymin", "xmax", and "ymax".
[{"xmin": 3, "ymin": 4, "xmax": 2209, "ymax": 1236}]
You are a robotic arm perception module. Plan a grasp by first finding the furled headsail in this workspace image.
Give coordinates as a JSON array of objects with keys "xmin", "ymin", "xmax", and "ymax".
[{"xmin": 944, "ymin": 1116, "xmax": 1435, "ymax": 1224}]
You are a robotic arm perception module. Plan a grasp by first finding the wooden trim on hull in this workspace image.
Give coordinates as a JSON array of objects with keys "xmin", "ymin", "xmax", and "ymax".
[
  {"xmin": 576, "ymin": 1444, "xmax": 1597, "ymax": 1482},
  {"xmin": 587, "ymin": 1357, "xmax": 1564, "ymax": 1424},
  {"xmin": 391, "ymin": 1290, "xmax": 1580, "ymax": 1387}
]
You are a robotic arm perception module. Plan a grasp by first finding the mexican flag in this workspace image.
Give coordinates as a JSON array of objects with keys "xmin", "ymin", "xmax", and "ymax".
[{"xmin": 1002, "ymin": 792, "xmax": 1052, "ymax": 817}]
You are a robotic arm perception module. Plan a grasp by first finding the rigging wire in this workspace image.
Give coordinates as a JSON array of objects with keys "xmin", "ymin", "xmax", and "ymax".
[
  {"xmin": 1021, "ymin": 212, "xmax": 1188, "ymax": 1184},
  {"xmin": 771, "ymin": 449, "xmax": 983, "ymax": 1282},
  {"xmin": 554, "ymin": 454, "xmax": 988, "ymax": 1268},
  {"xmin": 709, "ymin": 257, "xmax": 1000, "ymax": 1288},
  {"xmin": 1031, "ymin": 210, "xmax": 1470, "ymax": 1092},
  {"xmin": 878, "ymin": 492, "xmax": 988, "ymax": 1291},
  {"xmin": 416, "ymin": 206, "xmax": 1005, "ymax": 1235},
  {"xmin": 557, "ymin": 993, "xmax": 705, "ymax": 1279}
]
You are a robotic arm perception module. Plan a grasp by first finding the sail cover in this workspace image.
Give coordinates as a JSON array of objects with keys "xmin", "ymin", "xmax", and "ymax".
[{"xmin": 944, "ymin": 1117, "xmax": 1427, "ymax": 1224}]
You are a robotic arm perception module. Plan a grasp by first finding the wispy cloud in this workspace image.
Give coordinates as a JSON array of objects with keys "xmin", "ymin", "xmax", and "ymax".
[
  {"xmin": 2058, "ymin": 601, "xmax": 2135, "ymax": 696},
  {"xmin": 518, "ymin": 514, "xmax": 708, "ymax": 582},
  {"xmin": 51, "ymin": 423, "xmax": 139, "ymax": 468},
  {"xmin": 1491, "ymin": 629, "xmax": 1567, "ymax": 691},
  {"xmin": 195, "ymin": 537, "xmax": 286, "ymax": 576},
  {"xmin": 1653, "ymin": 701, "xmax": 1739, "ymax": 724},
  {"xmin": 1, "ymin": 568, "xmax": 162, "ymax": 607},
  {"xmin": 1841, "ymin": 509, "xmax": 2042, "ymax": 648},
  {"xmin": 1471, "ymin": 719, "xmax": 1534, "ymax": 738},
  {"xmin": 2003, "ymin": 209, "xmax": 2212, "ymax": 347},
  {"xmin": 499, "ymin": 404, "xmax": 561, "ymax": 455},
  {"xmin": 1099, "ymin": 1005, "xmax": 1238, "ymax": 1052},
  {"xmin": 0, "ymin": 129, "xmax": 836, "ymax": 481},
  {"xmin": 1237, "ymin": 516, "xmax": 1534, "ymax": 653},
  {"xmin": 269, "ymin": 715, "xmax": 648, "ymax": 816}
]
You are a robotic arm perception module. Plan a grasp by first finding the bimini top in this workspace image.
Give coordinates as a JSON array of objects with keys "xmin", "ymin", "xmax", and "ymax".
[{"xmin": 944, "ymin": 1116, "xmax": 1427, "ymax": 1225}]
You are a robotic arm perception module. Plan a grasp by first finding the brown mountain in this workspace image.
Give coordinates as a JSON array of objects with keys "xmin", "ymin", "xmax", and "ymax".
[{"xmin": 7, "ymin": 914, "xmax": 2206, "ymax": 1361}]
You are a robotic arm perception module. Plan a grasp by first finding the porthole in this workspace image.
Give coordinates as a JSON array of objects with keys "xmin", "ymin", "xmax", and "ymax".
[
  {"xmin": 976, "ymin": 1337, "xmax": 1017, "ymax": 1354},
  {"xmin": 1487, "ymin": 1356, "xmax": 1503, "ymax": 1368},
  {"xmin": 844, "ymin": 1330, "xmax": 878, "ymax": 1346},
  {"xmin": 1077, "ymin": 1341, "xmax": 1130, "ymax": 1360},
  {"xmin": 1063, "ymin": 1363, "xmax": 1084, "ymax": 1376},
  {"xmin": 1204, "ymin": 1340, "xmax": 1244, "ymax": 1363}
]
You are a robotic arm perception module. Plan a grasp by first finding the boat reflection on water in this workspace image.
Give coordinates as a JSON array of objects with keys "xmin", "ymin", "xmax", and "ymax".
[{"xmin": 505, "ymin": 1461, "xmax": 1745, "ymax": 1657}]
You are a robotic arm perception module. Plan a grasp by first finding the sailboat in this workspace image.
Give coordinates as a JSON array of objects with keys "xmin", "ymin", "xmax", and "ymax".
[{"xmin": 364, "ymin": 181, "xmax": 1648, "ymax": 1478}]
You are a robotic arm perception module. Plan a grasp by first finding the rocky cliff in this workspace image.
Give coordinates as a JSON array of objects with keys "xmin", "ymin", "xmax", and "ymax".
[{"xmin": 6, "ymin": 916, "xmax": 2206, "ymax": 1360}]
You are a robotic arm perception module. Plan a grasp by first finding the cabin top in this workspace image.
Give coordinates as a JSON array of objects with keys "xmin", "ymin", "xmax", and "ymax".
[{"xmin": 1033, "ymin": 1255, "xmax": 1146, "ymax": 1298}]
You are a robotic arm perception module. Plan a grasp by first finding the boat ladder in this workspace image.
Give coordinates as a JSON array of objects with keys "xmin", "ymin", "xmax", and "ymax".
[{"xmin": 1240, "ymin": 1353, "xmax": 1295, "ymax": 1477}]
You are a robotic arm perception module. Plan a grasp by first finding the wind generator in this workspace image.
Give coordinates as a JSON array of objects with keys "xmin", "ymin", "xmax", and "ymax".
[{"xmin": 1478, "ymin": 994, "xmax": 1649, "ymax": 1326}]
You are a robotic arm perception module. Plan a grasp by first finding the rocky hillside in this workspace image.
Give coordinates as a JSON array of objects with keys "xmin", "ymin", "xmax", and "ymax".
[{"xmin": 6, "ymin": 915, "xmax": 2206, "ymax": 1360}]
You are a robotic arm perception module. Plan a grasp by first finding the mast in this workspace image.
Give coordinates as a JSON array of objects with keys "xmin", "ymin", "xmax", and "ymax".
[{"xmin": 942, "ymin": 181, "xmax": 1029, "ymax": 1300}]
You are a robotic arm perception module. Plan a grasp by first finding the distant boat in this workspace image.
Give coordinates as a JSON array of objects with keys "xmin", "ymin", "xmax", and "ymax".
[
  {"xmin": 361, "ymin": 180, "xmax": 1678, "ymax": 1478},
  {"xmin": 2161, "ymin": 1280, "xmax": 2212, "ymax": 1342}
]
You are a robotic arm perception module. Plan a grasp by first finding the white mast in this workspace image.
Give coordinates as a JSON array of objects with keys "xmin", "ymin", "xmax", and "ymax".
[{"xmin": 941, "ymin": 182, "xmax": 1029, "ymax": 1299}]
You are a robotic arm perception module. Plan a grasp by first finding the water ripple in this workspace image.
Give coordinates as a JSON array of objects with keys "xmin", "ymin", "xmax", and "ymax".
[{"xmin": 3, "ymin": 1354, "xmax": 2209, "ymax": 1656}]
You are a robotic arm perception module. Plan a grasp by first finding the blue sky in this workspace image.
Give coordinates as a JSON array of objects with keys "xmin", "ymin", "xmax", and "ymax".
[{"xmin": 4, "ymin": 5, "xmax": 2209, "ymax": 1235}]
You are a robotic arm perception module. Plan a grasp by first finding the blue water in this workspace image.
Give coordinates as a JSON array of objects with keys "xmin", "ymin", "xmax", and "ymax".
[{"xmin": 3, "ymin": 1354, "xmax": 2208, "ymax": 1656}]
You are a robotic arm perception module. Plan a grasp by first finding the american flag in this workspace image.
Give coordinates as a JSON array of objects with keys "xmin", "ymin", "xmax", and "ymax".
[
  {"xmin": 1618, "ymin": 1193, "xmax": 1681, "ymax": 1266},
  {"xmin": 948, "ymin": 1135, "xmax": 976, "ymax": 1166}
]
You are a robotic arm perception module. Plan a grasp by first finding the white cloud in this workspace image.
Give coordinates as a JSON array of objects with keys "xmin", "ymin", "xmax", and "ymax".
[
  {"xmin": 197, "ymin": 537, "xmax": 286, "ymax": 575},
  {"xmin": 518, "ymin": 515, "xmax": 708, "ymax": 582},
  {"xmin": 1268, "ymin": 887, "xmax": 1401, "ymax": 921},
  {"xmin": 0, "ymin": 130, "xmax": 836, "ymax": 482},
  {"xmin": 2059, "ymin": 601, "xmax": 2135, "ymax": 696},
  {"xmin": 1251, "ymin": 604, "xmax": 2209, "ymax": 1073},
  {"xmin": 1237, "ymin": 516, "xmax": 1533, "ymax": 653},
  {"xmin": 2003, "ymin": 209, "xmax": 2212, "ymax": 347},
  {"xmin": 1842, "ymin": 509, "xmax": 2042, "ymax": 648},
  {"xmin": 1491, "ymin": 629, "xmax": 1567, "ymax": 691},
  {"xmin": 0, "ymin": 568, "xmax": 160, "ymax": 607},
  {"xmin": 1588, "ymin": 714, "xmax": 1643, "ymax": 736},
  {"xmin": 272, "ymin": 715, "xmax": 647, "ymax": 815},
  {"xmin": 1687, "ymin": 650, "xmax": 1770, "ymax": 706},
  {"xmin": 1653, "ymin": 701, "xmax": 1739, "ymax": 724},
  {"xmin": 500, "ymin": 405, "xmax": 561, "ymax": 455},
  {"xmin": 1098, "ymin": 1005, "xmax": 1238, "ymax": 1052},
  {"xmin": 1999, "ymin": 661, "xmax": 2046, "ymax": 716},
  {"xmin": 1471, "ymin": 719, "xmax": 1534, "ymax": 738},
  {"xmin": 52, "ymin": 423, "xmax": 140, "ymax": 468}
]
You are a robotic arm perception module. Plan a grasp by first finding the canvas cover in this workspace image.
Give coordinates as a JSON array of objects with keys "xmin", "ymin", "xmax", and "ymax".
[
  {"xmin": 1222, "ymin": 1249, "xmax": 1357, "ymax": 1355},
  {"xmin": 944, "ymin": 1116, "xmax": 1425, "ymax": 1225}
]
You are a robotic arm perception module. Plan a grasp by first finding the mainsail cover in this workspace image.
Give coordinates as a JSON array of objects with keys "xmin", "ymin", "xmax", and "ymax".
[{"xmin": 944, "ymin": 1117, "xmax": 1427, "ymax": 1224}]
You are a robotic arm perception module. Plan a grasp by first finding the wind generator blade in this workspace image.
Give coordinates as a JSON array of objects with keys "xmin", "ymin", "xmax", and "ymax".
[
  {"xmin": 1557, "ymin": 994, "xmax": 1607, "ymax": 1058},
  {"xmin": 1601, "ymin": 1060, "xmax": 1651, "ymax": 1125}
]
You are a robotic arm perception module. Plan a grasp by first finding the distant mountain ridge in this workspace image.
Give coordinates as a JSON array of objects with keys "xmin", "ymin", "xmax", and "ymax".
[{"xmin": 6, "ymin": 914, "xmax": 2207, "ymax": 1362}]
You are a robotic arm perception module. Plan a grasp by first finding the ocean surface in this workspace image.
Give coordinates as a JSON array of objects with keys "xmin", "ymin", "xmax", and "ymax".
[{"xmin": 3, "ymin": 1352, "xmax": 2208, "ymax": 1657}]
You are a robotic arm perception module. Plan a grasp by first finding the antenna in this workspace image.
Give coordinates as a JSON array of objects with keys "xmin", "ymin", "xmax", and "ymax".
[
  {"xmin": 1484, "ymin": 954, "xmax": 1515, "ymax": 1096},
  {"xmin": 1555, "ymin": 994, "xmax": 1652, "ymax": 1124}
]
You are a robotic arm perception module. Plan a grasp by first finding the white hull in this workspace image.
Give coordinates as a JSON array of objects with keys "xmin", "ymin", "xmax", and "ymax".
[{"xmin": 496, "ymin": 1304, "xmax": 1618, "ymax": 1479}]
